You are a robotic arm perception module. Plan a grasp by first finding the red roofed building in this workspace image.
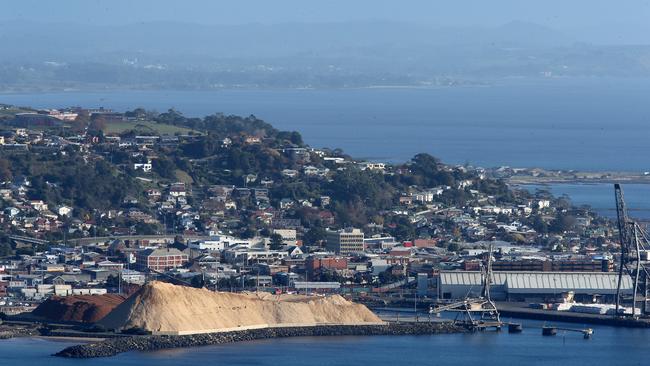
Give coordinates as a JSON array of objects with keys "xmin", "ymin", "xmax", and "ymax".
[{"xmin": 306, "ymin": 256, "xmax": 348, "ymax": 279}]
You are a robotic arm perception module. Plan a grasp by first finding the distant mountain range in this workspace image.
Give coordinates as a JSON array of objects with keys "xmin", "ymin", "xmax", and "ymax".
[{"xmin": 1, "ymin": 20, "xmax": 649, "ymax": 90}]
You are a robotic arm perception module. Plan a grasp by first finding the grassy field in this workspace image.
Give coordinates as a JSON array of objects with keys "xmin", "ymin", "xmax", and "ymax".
[
  {"xmin": 0, "ymin": 107, "xmax": 34, "ymax": 118},
  {"xmin": 103, "ymin": 121, "xmax": 201, "ymax": 135},
  {"xmin": 174, "ymin": 169, "xmax": 194, "ymax": 184}
]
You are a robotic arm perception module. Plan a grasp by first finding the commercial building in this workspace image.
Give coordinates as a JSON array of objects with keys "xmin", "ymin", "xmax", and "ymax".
[
  {"xmin": 438, "ymin": 271, "xmax": 633, "ymax": 303},
  {"xmin": 188, "ymin": 235, "xmax": 251, "ymax": 252},
  {"xmin": 136, "ymin": 248, "xmax": 189, "ymax": 272},
  {"xmin": 326, "ymin": 228, "xmax": 364, "ymax": 255},
  {"xmin": 222, "ymin": 248, "xmax": 289, "ymax": 264},
  {"xmin": 273, "ymin": 229, "xmax": 298, "ymax": 246},
  {"xmin": 120, "ymin": 269, "xmax": 146, "ymax": 285},
  {"xmin": 305, "ymin": 256, "xmax": 348, "ymax": 279},
  {"xmin": 292, "ymin": 281, "xmax": 341, "ymax": 293}
]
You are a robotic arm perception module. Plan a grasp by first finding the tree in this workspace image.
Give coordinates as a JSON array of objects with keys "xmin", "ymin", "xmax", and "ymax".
[
  {"xmin": 0, "ymin": 242, "xmax": 12, "ymax": 257},
  {"xmin": 409, "ymin": 154, "xmax": 448, "ymax": 186},
  {"xmin": 303, "ymin": 226, "xmax": 326, "ymax": 247},
  {"xmin": 71, "ymin": 111, "xmax": 90, "ymax": 132},
  {"xmin": 269, "ymin": 233, "xmax": 284, "ymax": 250},
  {"xmin": 89, "ymin": 116, "xmax": 107, "ymax": 132},
  {"xmin": 152, "ymin": 157, "xmax": 177, "ymax": 179},
  {"xmin": 391, "ymin": 216, "xmax": 415, "ymax": 241},
  {"xmin": 318, "ymin": 270, "xmax": 343, "ymax": 283},
  {"xmin": 378, "ymin": 269, "xmax": 403, "ymax": 285},
  {"xmin": 530, "ymin": 214, "xmax": 548, "ymax": 234},
  {"xmin": 191, "ymin": 274, "xmax": 206, "ymax": 288},
  {"xmin": 549, "ymin": 212, "xmax": 576, "ymax": 234},
  {"xmin": 124, "ymin": 108, "xmax": 149, "ymax": 120},
  {"xmin": 0, "ymin": 159, "xmax": 11, "ymax": 182},
  {"xmin": 277, "ymin": 131, "xmax": 303, "ymax": 145},
  {"xmin": 447, "ymin": 242, "xmax": 460, "ymax": 252},
  {"xmin": 106, "ymin": 274, "xmax": 121, "ymax": 288}
]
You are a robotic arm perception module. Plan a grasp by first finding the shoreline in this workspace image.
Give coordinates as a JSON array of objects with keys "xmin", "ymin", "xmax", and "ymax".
[
  {"xmin": 54, "ymin": 322, "xmax": 463, "ymax": 358},
  {"xmin": 509, "ymin": 179, "xmax": 650, "ymax": 185},
  {"xmin": 34, "ymin": 335, "xmax": 105, "ymax": 342}
]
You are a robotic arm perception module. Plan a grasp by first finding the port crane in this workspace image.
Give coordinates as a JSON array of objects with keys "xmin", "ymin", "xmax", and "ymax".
[
  {"xmin": 614, "ymin": 184, "xmax": 650, "ymax": 317},
  {"xmin": 429, "ymin": 244, "xmax": 501, "ymax": 330}
]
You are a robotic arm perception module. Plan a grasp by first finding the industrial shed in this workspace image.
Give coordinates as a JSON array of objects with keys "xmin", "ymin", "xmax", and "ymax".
[{"xmin": 438, "ymin": 271, "xmax": 633, "ymax": 302}]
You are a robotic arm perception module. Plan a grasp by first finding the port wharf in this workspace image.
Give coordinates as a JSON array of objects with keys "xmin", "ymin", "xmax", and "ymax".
[{"xmin": 496, "ymin": 303, "xmax": 650, "ymax": 328}]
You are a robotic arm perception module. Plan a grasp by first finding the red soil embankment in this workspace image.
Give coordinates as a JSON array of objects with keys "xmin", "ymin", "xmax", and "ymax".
[{"xmin": 32, "ymin": 294, "xmax": 127, "ymax": 323}]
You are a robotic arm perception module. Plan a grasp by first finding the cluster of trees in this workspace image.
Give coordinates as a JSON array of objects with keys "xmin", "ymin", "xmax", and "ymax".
[
  {"xmin": 524, "ymin": 211, "xmax": 579, "ymax": 235},
  {"xmin": 326, "ymin": 168, "xmax": 395, "ymax": 227},
  {"xmin": 153, "ymin": 109, "xmax": 289, "ymax": 140},
  {"xmin": 378, "ymin": 269, "xmax": 405, "ymax": 285},
  {"xmin": 5, "ymin": 150, "xmax": 144, "ymax": 216},
  {"xmin": 0, "ymin": 236, "xmax": 12, "ymax": 256},
  {"xmin": 0, "ymin": 158, "xmax": 12, "ymax": 182}
]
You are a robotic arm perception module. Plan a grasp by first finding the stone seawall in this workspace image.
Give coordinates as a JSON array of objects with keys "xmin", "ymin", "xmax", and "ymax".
[{"xmin": 55, "ymin": 322, "xmax": 463, "ymax": 358}]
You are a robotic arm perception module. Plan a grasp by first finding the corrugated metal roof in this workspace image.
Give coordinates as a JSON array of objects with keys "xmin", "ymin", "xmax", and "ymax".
[{"xmin": 440, "ymin": 271, "xmax": 632, "ymax": 294}]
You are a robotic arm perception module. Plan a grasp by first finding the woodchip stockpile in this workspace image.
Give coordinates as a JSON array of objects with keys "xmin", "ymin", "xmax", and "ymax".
[{"xmin": 99, "ymin": 281, "xmax": 384, "ymax": 335}]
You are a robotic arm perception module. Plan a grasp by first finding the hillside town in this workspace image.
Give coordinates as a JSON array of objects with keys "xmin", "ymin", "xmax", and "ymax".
[{"xmin": 0, "ymin": 104, "xmax": 631, "ymax": 316}]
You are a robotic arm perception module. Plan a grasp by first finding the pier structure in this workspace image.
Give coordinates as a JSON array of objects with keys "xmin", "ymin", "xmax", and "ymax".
[{"xmin": 542, "ymin": 325, "xmax": 594, "ymax": 339}]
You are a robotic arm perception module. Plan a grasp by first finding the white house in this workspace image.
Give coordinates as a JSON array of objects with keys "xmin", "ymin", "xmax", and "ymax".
[
  {"xmin": 56, "ymin": 205, "xmax": 73, "ymax": 217},
  {"xmin": 282, "ymin": 169, "xmax": 299, "ymax": 178},
  {"xmin": 359, "ymin": 162, "xmax": 386, "ymax": 171},
  {"xmin": 133, "ymin": 163, "xmax": 152, "ymax": 172},
  {"xmin": 4, "ymin": 207, "xmax": 20, "ymax": 217}
]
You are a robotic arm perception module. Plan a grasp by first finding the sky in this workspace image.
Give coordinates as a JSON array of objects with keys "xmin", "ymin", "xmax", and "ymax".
[{"xmin": 3, "ymin": 0, "xmax": 650, "ymax": 44}]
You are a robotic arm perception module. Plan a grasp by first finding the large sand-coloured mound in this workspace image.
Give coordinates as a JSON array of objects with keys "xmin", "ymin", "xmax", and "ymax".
[{"xmin": 99, "ymin": 281, "xmax": 383, "ymax": 335}]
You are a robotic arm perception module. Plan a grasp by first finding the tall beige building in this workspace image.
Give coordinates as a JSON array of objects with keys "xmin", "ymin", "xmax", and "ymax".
[{"xmin": 326, "ymin": 228, "xmax": 364, "ymax": 255}]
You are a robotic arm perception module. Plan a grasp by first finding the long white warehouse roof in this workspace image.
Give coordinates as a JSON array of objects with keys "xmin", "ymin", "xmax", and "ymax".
[{"xmin": 439, "ymin": 271, "xmax": 632, "ymax": 294}]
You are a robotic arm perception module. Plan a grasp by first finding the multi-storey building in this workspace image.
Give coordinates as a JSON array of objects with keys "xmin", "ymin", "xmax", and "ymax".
[
  {"xmin": 135, "ymin": 248, "xmax": 188, "ymax": 272},
  {"xmin": 326, "ymin": 228, "xmax": 364, "ymax": 255}
]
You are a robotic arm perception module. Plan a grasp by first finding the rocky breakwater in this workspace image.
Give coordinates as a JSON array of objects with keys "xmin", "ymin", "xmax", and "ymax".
[
  {"xmin": 0, "ymin": 322, "xmax": 40, "ymax": 339},
  {"xmin": 55, "ymin": 322, "xmax": 464, "ymax": 358}
]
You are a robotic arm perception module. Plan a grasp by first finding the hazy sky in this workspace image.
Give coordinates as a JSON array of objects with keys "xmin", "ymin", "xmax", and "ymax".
[{"xmin": 4, "ymin": 0, "xmax": 650, "ymax": 44}]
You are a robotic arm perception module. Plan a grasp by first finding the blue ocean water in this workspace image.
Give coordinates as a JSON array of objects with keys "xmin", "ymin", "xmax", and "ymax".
[
  {"xmin": 2, "ymin": 78, "xmax": 650, "ymax": 171},
  {"xmin": 520, "ymin": 183, "xmax": 650, "ymax": 220},
  {"xmin": 3, "ymin": 319, "xmax": 649, "ymax": 366}
]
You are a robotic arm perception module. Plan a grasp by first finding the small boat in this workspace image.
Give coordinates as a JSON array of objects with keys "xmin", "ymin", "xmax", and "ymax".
[
  {"xmin": 542, "ymin": 326, "xmax": 557, "ymax": 336},
  {"xmin": 508, "ymin": 323, "xmax": 523, "ymax": 333}
]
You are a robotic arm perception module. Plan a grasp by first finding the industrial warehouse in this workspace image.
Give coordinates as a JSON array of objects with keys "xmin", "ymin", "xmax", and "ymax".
[{"xmin": 438, "ymin": 271, "xmax": 633, "ymax": 303}]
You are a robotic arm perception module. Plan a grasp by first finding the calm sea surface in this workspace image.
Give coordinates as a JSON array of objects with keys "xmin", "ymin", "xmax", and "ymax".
[
  {"xmin": 3, "ymin": 318, "xmax": 649, "ymax": 366},
  {"xmin": 519, "ymin": 183, "xmax": 650, "ymax": 220},
  {"xmin": 2, "ymin": 78, "xmax": 650, "ymax": 170}
]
